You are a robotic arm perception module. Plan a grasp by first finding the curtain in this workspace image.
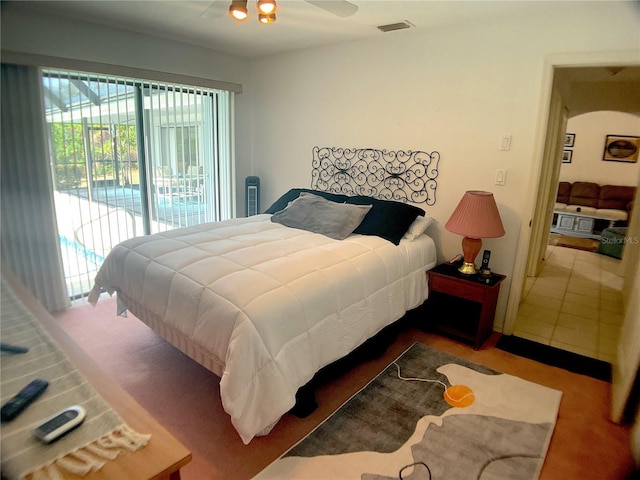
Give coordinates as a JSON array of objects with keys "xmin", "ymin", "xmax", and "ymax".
[{"xmin": 1, "ymin": 63, "xmax": 70, "ymax": 311}]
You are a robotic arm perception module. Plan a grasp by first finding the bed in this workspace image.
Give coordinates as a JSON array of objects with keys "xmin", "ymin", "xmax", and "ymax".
[{"xmin": 89, "ymin": 148, "xmax": 441, "ymax": 444}]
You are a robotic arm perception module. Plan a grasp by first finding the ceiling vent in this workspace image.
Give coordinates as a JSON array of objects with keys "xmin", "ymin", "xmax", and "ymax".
[{"xmin": 377, "ymin": 21, "xmax": 413, "ymax": 33}]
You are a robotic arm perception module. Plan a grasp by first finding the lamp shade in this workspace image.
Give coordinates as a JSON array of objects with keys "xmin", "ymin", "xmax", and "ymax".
[
  {"xmin": 259, "ymin": 12, "xmax": 276, "ymax": 23},
  {"xmin": 229, "ymin": 0, "xmax": 248, "ymax": 20},
  {"xmin": 445, "ymin": 191, "xmax": 505, "ymax": 239},
  {"xmin": 257, "ymin": 0, "xmax": 277, "ymax": 14}
]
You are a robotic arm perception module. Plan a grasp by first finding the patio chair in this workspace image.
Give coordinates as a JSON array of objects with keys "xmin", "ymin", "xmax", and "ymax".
[
  {"xmin": 185, "ymin": 165, "xmax": 205, "ymax": 197},
  {"xmin": 154, "ymin": 166, "xmax": 180, "ymax": 196}
]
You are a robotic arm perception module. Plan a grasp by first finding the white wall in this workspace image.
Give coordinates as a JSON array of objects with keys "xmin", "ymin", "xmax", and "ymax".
[
  {"xmin": 561, "ymin": 111, "xmax": 640, "ymax": 185},
  {"xmin": 248, "ymin": 1, "xmax": 640, "ymax": 328}
]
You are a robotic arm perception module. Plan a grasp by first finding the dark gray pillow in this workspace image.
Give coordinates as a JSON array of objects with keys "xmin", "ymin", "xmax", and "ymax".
[
  {"xmin": 271, "ymin": 193, "xmax": 372, "ymax": 240},
  {"xmin": 264, "ymin": 188, "xmax": 349, "ymax": 214}
]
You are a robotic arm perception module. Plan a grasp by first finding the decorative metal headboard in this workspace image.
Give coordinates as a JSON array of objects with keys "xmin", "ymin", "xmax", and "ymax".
[{"xmin": 311, "ymin": 147, "xmax": 440, "ymax": 205}]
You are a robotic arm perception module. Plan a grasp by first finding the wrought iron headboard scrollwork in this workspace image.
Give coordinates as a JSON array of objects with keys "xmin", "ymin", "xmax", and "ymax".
[{"xmin": 311, "ymin": 147, "xmax": 440, "ymax": 205}]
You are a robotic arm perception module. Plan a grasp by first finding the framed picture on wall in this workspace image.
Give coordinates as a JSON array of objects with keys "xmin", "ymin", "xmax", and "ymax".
[
  {"xmin": 562, "ymin": 150, "xmax": 572, "ymax": 163},
  {"xmin": 603, "ymin": 135, "xmax": 639, "ymax": 163},
  {"xmin": 564, "ymin": 133, "xmax": 575, "ymax": 148}
]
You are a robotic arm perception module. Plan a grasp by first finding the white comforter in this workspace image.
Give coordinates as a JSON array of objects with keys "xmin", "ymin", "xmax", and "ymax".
[{"xmin": 89, "ymin": 214, "xmax": 437, "ymax": 444}]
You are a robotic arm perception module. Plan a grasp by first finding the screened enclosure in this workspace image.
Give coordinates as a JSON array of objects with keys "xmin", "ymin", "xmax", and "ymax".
[{"xmin": 42, "ymin": 69, "xmax": 234, "ymax": 299}]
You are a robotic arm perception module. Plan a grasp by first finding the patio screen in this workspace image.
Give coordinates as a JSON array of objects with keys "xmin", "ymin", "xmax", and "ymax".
[{"xmin": 42, "ymin": 69, "xmax": 235, "ymax": 300}]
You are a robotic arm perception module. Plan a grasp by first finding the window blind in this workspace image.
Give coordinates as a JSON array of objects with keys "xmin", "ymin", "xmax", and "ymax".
[{"xmin": 43, "ymin": 68, "xmax": 235, "ymax": 299}]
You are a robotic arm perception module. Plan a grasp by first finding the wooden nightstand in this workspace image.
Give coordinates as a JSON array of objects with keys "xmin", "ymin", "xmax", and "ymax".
[{"xmin": 426, "ymin": 262, "xmax": 506, "ymax": 350}]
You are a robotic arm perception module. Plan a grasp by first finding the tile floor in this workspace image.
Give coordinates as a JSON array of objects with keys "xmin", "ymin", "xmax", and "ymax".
[{"xmin": 514, "ymin": 244, "xmax": 624, "ymax": 362}]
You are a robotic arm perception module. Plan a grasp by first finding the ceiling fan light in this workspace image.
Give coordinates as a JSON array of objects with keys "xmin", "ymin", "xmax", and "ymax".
[
  {"xmin": 259, "ymin": 12, "xmax": 276, "ymax": 23},
  {"xmin": 257, "ymin": 0, "xmax": 276, "ymax": 14},
  {"xmin": 231, "ymin": 9, "xmax": 248, "ymax": 20},
  {"xmin": 229, "ymin": 0, "xmax": 248, "ymax": 21}
]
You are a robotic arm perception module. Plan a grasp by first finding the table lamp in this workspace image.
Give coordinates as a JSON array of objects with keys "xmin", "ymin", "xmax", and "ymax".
[{"xmin": 445, "ymin": 191, "xmax": 505, "ymax": 275}]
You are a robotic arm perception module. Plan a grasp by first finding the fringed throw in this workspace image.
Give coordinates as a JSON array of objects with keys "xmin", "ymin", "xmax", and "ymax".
[{"xmin": 0, "ymin": 277, "xmax": 151, "ymax": 480}]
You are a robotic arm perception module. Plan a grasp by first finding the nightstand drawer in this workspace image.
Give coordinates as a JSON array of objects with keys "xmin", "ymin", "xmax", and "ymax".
[{"xmin": 429, "ymin": 273, "xmax": 485, "ymax": 302}]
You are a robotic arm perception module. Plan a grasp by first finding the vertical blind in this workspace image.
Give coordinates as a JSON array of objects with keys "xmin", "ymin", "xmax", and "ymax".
[
  {"xmin": 43, "ymin": 69, "xmax": 235, "ymax": 300},
  {"xmin": 1, "ymin": 63, "xmax": 236, "ymax": 307}
]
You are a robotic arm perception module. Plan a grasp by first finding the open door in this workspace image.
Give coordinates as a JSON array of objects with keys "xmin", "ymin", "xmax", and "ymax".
[
  {"xmin": 525, "ymin": 88, "xmax": 568, "ymax": 277},
  {"xmin": 611, "ymin": 176, "xmax": 640, "ymax": 425}
]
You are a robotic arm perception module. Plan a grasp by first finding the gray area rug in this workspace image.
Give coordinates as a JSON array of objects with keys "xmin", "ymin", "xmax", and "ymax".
[{"xmin": 255, "ymin": 342, "xmax": 562, "ymax": 480}]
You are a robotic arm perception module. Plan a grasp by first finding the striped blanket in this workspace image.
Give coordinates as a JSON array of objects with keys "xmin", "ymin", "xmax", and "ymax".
[{"xmin": 0, "ymin": 277, "xmax": 150, "ymax": 480}]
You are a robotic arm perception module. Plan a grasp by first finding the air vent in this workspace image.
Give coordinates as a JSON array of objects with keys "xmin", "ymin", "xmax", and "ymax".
[{"xmin": 377, "ymin": 21, "xmax": 413, "ymax": 33}]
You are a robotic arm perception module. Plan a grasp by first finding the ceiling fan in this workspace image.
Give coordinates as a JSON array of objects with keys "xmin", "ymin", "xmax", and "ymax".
[{"xmin": 201, "ymin": 0, "xmax": 359, "ymax": 20}]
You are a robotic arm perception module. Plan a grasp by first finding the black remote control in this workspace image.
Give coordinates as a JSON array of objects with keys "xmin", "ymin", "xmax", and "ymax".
[
  {"xmin": 1, "ymin": 379, "xmax": 49, "ymax": 422},
  {"xmin": 0, "ymin": 343, "xmax": 29, "ymax": 354}
]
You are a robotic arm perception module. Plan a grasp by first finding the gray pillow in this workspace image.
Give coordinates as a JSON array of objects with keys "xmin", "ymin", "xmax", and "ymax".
[{"xmin": 271, "ymin": 193, "xmax": 372, "ymax": 240}]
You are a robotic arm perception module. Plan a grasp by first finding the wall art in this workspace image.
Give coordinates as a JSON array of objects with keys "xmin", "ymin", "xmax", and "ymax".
[
  {"xmin": 564, "ymin": 133, "xmax": 575, "ymax": 148},
  {"xmin": 603, "ymin": 135, "xmax": 639, "ymax": 163}
]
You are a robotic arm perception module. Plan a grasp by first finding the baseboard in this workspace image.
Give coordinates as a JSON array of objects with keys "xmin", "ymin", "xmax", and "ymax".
[{"xmin": 496, "ymin": 335, "xmax": 611, "ymax": 382}]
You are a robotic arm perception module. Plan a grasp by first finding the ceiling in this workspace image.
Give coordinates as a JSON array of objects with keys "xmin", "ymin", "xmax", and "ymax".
[
  {"xmin": 3, "ymin": 0, "xmax": 638, "ymax": 91},
  {"xmin": 3, "ymin": 0, "xmax": 574, "ymax": 59}
]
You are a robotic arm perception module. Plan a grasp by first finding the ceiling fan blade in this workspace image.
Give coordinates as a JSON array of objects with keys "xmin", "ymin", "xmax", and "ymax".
[
  {"xmin": 305, "ymin": 0, "xmax": 359, "ymax": 18},
  {"xmin": 201, "ymin": 1, "xmax": 227, "ymax": 18}
]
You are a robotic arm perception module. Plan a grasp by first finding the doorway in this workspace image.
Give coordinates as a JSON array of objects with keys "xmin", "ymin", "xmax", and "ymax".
[{"xmin": 511, "ymin": 64, "xmax": 640, "ymax": 362}]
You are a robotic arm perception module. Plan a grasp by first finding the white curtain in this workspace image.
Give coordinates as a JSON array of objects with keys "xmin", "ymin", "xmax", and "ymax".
[{"xmin": 1, "ymin": 63, "xmax": 70, "ymax": 311}]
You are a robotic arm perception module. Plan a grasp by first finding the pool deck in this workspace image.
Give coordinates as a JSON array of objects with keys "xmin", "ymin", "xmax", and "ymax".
[{"xmin": 56, "ymin": 187, "xmax": 208, "ymax": 299}]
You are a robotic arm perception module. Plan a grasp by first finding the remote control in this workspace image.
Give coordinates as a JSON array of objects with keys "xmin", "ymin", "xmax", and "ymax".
[
  {"xmin": 34, "ymin": 406, "xmax": 86, "ymax": 443},
  {"xmin": 1, "ymin": 379, "xmax": 49, "ymax": 422},
  {"xmin": 0, "ymin": 343, "xmax": 29, "ymax": 354}
]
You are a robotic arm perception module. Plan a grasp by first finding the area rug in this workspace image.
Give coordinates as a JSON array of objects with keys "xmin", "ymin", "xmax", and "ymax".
[
  {"xmin": 254, "ymin": 343, "xmax": 562, "ymax": 480},
  {"xmin": 548, "ymin": 233, "xmax": 599, "ymax": 252}
]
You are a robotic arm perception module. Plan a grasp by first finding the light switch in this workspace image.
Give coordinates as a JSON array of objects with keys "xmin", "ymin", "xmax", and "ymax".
[
  {"xmin": 495, "ymin": 169, "xmax": 506, "ymax": 186},
  {"xmin": 499, "ymin": 135, "xmax": 512, "ymax": 151}
]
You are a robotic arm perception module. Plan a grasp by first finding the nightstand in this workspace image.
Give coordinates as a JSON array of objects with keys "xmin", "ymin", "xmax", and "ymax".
[{"xmin": 426, "ymin": 262, "xmax": 506, "ymax": 349}]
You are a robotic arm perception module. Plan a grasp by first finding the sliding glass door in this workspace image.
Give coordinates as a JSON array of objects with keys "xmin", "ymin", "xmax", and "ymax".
[{"xmin": 42, "ymin": 69, "xmax": 234, "ymax": 299}]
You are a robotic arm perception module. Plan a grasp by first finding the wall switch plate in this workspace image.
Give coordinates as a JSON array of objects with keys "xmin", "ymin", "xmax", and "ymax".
[
  {"xmin": 495, "ymin": 169, "xmax": 506, "ymax": 186},
  {"xmin": 499, "ymin": 135, "xmax": 511, "ymax": 151}
]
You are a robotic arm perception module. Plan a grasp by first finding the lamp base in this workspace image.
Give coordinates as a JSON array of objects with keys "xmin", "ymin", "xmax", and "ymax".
[
  {"xmin": 459, "ymin": 236, "xmax": 482, "ymax": 275},
  {"xmin": 458, "ymin": 262, "xmax": 477, "ymax": 275}
]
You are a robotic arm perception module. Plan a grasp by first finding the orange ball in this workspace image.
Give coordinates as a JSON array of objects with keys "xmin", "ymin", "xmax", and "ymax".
[{"xmin": 444, "ymin": 385, "xmax": 475, "ymax": 408}]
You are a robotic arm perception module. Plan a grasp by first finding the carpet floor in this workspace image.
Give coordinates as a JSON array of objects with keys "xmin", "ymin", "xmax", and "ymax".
[{"xmin": 53, "ymin": 297, "xmax": 637, "ymax": 480}]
